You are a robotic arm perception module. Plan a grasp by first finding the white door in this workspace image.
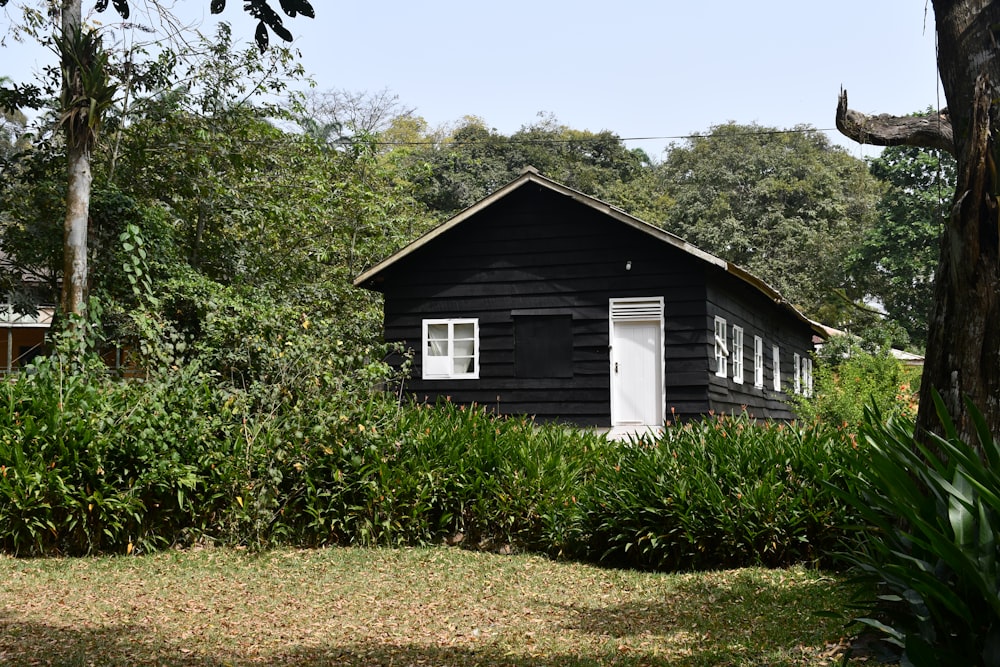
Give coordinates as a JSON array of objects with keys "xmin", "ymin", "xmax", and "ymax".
[{"xmin": 610, "ymin": 299, "xmax": 664, "ymax": 427}]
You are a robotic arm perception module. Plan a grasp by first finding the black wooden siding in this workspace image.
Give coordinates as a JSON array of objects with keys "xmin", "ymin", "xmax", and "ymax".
[
  {"xmin": 704, "ymin": 271, "xmax": 815, "ymax": 420},
  {"xmin": 370, "ymin": 182, "xmax": 815, "ymax": 425}
]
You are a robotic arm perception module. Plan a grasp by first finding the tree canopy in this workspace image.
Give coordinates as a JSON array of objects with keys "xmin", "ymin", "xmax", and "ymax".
[
  {"xmin": 848, "ymin": 144, "xmax": 955, "ymax": 348},
  {"xmin": 651, "ymin": 122, "xmax": 883, "ymax": 323},
  {"xmin": 391, "ymin": 114, "xmax": 651, "ymax": 218},
  {"xmin": 0, "ymin": 23, "xmax": 423, "ymax": 379}
]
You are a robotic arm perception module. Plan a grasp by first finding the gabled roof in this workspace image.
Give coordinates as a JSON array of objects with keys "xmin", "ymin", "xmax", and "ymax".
[{"xmin": 355, "ymin": 167, "xmax": 825, "ymax": 336}]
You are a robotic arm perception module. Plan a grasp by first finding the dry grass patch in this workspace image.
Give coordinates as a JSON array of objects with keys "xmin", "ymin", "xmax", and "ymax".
[{"xmin": 0, "ymin": 547, "xmax": 860, "ymax": 666}]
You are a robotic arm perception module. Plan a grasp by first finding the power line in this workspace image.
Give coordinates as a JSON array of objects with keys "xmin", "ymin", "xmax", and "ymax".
[
  {"xmin": 96, "ymin": 125, "xmax": 848, "ymax": 153},
  {"xmin": 363, "ymin": 126, "xmax": 844, "ymax": 148}
]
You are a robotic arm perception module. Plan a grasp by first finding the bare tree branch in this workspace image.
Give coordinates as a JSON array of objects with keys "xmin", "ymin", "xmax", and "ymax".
[{"xmin": 836, "ymin": 88, "xmax": 955, "ymax": 155}]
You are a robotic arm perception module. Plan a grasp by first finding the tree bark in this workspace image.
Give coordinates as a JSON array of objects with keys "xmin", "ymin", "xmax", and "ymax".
[
  {"xmin": 922, "ymin": 0, "xmax": 1000, "ymax": 444},
  {"xmin": 837, "ymin": 0, "xmax": 1000, "ymax": 444},
  {"xmin": 60, "ymin": 0, "xmax": 89, "ymax": 318},
  {"xmin": 835, "ymin": 90, "xmax": 954, "ymax": 155},
  {"xmin": 63, "ymin": 141, "xmax": 90, "ymax": 316}
]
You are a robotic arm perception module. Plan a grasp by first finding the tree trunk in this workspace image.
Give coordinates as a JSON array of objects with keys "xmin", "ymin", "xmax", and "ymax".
[
  {"xmin": 60, "ymin": 0, "xmax": 89, "ymax": 318},
  {"xmin": 920, "ymin": 1, "xmax": 1000, "ymax": 443},
  {"xmin": 836, "ymin": 1, "xmax": 1000, "ymax": 444},
  {"xmin": 63, "ymin": 141, "xmax": 90, "ymax": 316}
]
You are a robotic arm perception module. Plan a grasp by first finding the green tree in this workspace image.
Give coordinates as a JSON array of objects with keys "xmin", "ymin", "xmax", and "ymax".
[
  {"xmin": 0, "ymin": 136, "xmax": 67, "ymax": 305},
  {"xmin": 848, "ymin": 144, "xmax": 955, "ymax": 349},
  {"xmin": 655, "ymin": 122, "xmax": 883, "ymax": 323},
  {"xmin": 105, "ymin": 25, "xmax": 310, "ymax": 280},
  {"xmin": 89, "ymin": 33, "xmax": 411, "ymax": 345},
  {"xmin": 0, "ymin": 0, "xmax": 314, "ymax": 322},
  {"xmin": 0, "ymin": 76, "xmax": 29, "ymax": 164},
  {"xmin": 508, "ymin": 113, "xmax": 650, "ymax": 197},
  {"xmin": 794, "ymin": 334, "xmax": 920, "ymax": 429},
  {"xmin": 398, "ymin": 117, "xmax": 517, "ymax": 214},
  {"xmin": 2, "ymin": 14, "xmax": 427, "ymax": 381},
  {"xmin": 394, "ymin": 114, "xmax": 650, "ymax": 217}
]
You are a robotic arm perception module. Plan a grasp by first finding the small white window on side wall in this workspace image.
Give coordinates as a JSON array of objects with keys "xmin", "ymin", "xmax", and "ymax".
[
  {"xmin": 772, "ymin": 345, "xmax": 781, "ymax": 391},
  {"xmin": 754, "ymin": 335, "xmax": 764, "ymax": 388},
  {"xmin": 793, "ymin": 353, "xmax": 802, "ymax": 395},
  {"xmin": 422, "ymin": 318, "xmax": 479, "ymax": 379},
  {"xmin": 714, "ymin": 316, "xmax": 728, "ymax": 378},
  {"xmin": 732, "ymin": 325, "xmax": 744, "ymax": 384}
]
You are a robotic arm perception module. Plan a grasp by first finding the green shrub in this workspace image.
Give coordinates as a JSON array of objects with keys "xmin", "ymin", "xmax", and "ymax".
[
  {"xmin": 794, "ymin": 342, "xmax": 919, "ymax": 429},
  {"xmin": 0, "ymin": 299, "xmax": 863, "ymax": 569},
  {"xmin": 0, "ymin": 294, "xmax": 405, "ymax": 555},
  {"xmin": 0, "ymin": 350, "xmax": 243, "ymax": 555},
  {"xmin": 279, "ymin": 401, "xmax": 604, "ymax": 554},
  {"xmin": 834, "ymin": 396, "xmax": 1000, "ymax": 665},
  {"xmin": 576, "ymin": 414, "xmax": 861, "ymax": 570}
]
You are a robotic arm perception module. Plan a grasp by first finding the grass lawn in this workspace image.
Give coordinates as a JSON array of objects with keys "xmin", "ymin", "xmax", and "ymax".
[{"xmin": 0, "ymin": 547, "xmax": 865, "ymax": 666}]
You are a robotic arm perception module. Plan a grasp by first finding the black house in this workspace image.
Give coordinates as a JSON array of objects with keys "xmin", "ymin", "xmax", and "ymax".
[{"xmin": 355, "ymin": 168, "xmax": 823, "ymax": 429}]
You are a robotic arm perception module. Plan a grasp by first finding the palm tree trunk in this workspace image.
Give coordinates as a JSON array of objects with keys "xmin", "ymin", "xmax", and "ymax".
[{"xmin": 60, "ymin": 0, "xmax": 89, "ymax": 318}]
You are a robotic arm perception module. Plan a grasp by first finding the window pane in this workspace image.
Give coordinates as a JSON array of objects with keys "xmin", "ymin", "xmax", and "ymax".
[
  {"xmin": 453, "ymin": 322, "xmax": 475, "ymax": 340},
  {"xmin": 427, "ymin": 324, "xmax": 449, "ymax": 357},
  {"xmin": 453, "ymin": 337, "xmax": 475, "ymax": 359},
  {"xmin": 453, "ymin": 356, "xmax": 474, "ymax": 374}
]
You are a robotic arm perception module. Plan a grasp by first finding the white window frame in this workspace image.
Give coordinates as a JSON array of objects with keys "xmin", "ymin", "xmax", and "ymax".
[
  {"xmin": 714, "ymin": 316, "xmax": 728, "ymax": 378},
  {"xmin": 422, "ymin": 318, "xmax": 479, "ymax": 380},
  {"xmin": 803, "ymin": 356, "xmax": 814, "ymax": 397},
  {"xmin": 772, "ymin": 345, "xmax": 781, "ymax": 391},
  {"xmin": 793, "ymin": 352, "xmax": 802, "ymax": 395},
  {"xmin": 753, "ymin": 335, "xmax": 764, "ymax": 388},
  {"xmin": 731, "ymin": 325, "xmax": 744, "ymax": 384}
]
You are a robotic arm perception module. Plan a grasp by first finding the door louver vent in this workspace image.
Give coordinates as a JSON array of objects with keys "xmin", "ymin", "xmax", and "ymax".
[{"xmin": 611, "ymin": 299, "xmax": 662, "ymax": 321}]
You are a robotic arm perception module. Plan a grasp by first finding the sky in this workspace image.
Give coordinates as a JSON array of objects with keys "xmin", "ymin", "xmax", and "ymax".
[{"xmin": 2, "ymin": 1, "xmax": 942, "ymax": 160}]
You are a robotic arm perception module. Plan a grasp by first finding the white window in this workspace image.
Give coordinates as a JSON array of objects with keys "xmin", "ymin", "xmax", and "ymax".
[
  {"xmin": 772, "ymin": 345, "xmax": 781, "ymax": 391},
  {"xmin": 793, "ymin": 353, "xmax": 802, "ymax": 395},
  {"xmin": 422, "ymin": 318, "xmax": 479, "ymax": 379},
  {"xmin": 714, "ymin": 316, "xmax": 728, "ymax": 377},
  {"xmin": 754, "ymin": 335, "xmax": 764, "ymax": 388},
  {"xmin": 731, "ymin": 325, "xmax": 744, "ymax": 384},
  {"xmin": 803, "ymin": 357, "xmax": 814, "ymax": 397}
]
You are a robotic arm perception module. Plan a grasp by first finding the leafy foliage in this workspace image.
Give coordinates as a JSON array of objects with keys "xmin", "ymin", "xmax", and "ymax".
[
  {"xmin": 793, "ymin": 337, "xmax": 920, "ymax": 430},
  {"xmin": 837, "ymin": 397, "xmax": 1000, "ymax": 666},
  {"xmin": 393, "ymin": 114, "xmax": 650, "ymax": 217},
  {"xmin": 57, "ymin": 26, "xmax": 117, "ymax": 151},
  {"xmin": 0, "ymin": 302, "xmax": 406, "ymax": 555},
  {"xmin": 0, "ymin": 79, "xmax": 29, "ymax": 165},
  {"xmin": 653, "ymin": 122, "xmax": 883, "ymax": 322},
  {"xmin": 849, "ymin": 145, "xmax": 955, "ymax": 348},
  {"xmin": 76, "ymin": 0, "xmax": 316, "ymax": 51},
  {"xmin": 577, "ymin": 414, "xmax": 861, "ymax": 571},
  {"xmin": 0, "ymin": 352, "xmax": 864, "ymax": 572},
  {"xmin": 270, "ymin": 401, "xmax": 601, "ymax": 553}
]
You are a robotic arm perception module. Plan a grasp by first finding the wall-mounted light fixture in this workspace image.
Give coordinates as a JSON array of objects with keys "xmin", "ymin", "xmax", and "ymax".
[{"xmin": 625, "ymin": 260, "xmax": 632, "ymax": 271}]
